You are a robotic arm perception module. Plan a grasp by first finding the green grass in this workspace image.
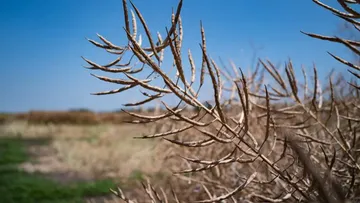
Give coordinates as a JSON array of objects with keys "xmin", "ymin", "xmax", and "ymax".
[
  {"xmin": 0, "ymin": 136, "xmax": 117, "ymax": 203},
  {"xmin": 128, "ymin": 169, "xmax": 145, "ymax": 182}
]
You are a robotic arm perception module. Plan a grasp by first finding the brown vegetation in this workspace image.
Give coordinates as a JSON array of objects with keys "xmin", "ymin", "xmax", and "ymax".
[
  {"xmin": 26, "ymin": 111, "xmax": 100, "ymax": 125},
  {"xmin": 4, "ymin": 111, "xmax": 139, "ymax": 125},
  {"xmin": 0, "ymin": 121, "xmax": 166, "ymax": 201},
  {"xmin": 83, "ymin": 0, "xmax": 360, "ymax": 202},
  {"xmin": 0, "ymin": 113, "xmax": 11, "ymax": 124}
]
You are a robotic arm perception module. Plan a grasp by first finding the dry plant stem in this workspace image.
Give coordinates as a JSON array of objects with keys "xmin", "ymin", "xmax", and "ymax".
[{"xmin": 84, "ymin": 0, "xmax": 360, "ymax": 202}]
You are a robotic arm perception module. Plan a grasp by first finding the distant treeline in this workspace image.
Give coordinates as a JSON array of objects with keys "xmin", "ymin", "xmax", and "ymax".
[{"xmin": 0, "ymin": 110, "xmax": 140, "ymax": 125}]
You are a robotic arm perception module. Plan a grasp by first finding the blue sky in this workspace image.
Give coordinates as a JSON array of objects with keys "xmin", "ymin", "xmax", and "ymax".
[{"xmin": 0, "ymin": 0, "xmax": 353, "ymax": 112}]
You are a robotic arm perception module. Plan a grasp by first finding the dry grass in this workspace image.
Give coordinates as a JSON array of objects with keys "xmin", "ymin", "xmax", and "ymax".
[
  {"xmin": 11, "ymin": 111, "xmax": 138, "ymax": 125},
  {"xmin": 3, "ymin": 109, "xmax": 168, "ymax": 125},
  {"xmin": 0, "ymin": 121, "xmax": 168, "ymax": 185}
]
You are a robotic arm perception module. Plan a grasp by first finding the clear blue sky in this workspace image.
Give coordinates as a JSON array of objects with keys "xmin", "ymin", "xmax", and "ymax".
[{"xmin": 0, "ymin": 0, "xmax": 353, "ymax": 112}]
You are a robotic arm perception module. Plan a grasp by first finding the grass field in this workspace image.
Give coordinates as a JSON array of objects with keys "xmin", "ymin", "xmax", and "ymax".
[
  {"xmin": 0, "ymin": 136, "xmax": 117, "ymax": 203},
  {"xmin": 0, "ymin": 121, "xmax": 170, "ymax": 203}
]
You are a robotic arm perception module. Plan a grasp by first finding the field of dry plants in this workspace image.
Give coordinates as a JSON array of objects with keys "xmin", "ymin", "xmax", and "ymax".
[
  {"xmin": 2, "ymin": 0, "xmax": 360, "ymax": 202},
  {"xmin": 0, "ymin": 115, "xmax": 179, "ymax": 202}
]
